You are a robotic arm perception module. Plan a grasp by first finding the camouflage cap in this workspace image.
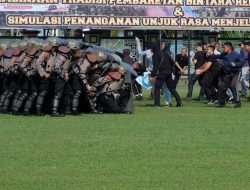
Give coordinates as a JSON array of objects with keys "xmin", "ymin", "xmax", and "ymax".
[
  {"xmin": 67, "ymin": 39, "xmax": 81, "ymax": 50},
  {"xmin": 0, "ymin": 42, "xmax": 10, "ymax": 51},
  {"xmin": 28, "ymin": 38, "xmax": 38, "ymax": 46},
  {"xmin": 97, "ymin": 51, "xmax": 107, "ymax": 62},
  {"xmin": 10, "ymin": 41, "xmax": 20, "ymax": 49},
  {"xmin": 85, "ymin": 47, "xmax": 99, "ymax": 54},
  {"xmin": 47, "ymin": 37, "xmax": 63, "ymax": 47},
  {"xmin": 118, "ymin": 65, "xmax": 127, "ymax": 75},
  {"xmin": 20, "ymin": 39, "xmax": 28, "ymax": 47}
]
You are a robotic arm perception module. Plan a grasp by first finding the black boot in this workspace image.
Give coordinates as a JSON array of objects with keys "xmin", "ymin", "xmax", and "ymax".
[
  {"xmin": 12, "ymin": 93, "xmax": 28, "ymax": 115},
  {"xmin": 51, "ymin": 93, "xmax": 64, "ymax": 117},
  {"xmin": 35, "ymin": 91, "xmax": 47, "ymax": 116},
  {"xmin": 234, "ymin": 102, "xmax": 241, "ymax": 109},
  {"xmin": 64, "ymin": 93, "xmax": 73, "ymax": 115},
  {"xmin": 23, "ymin": 92, "xmax": 38, "ymax": 116}
]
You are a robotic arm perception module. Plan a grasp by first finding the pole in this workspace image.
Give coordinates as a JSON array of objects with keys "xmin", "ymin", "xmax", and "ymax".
[
  {"xmin": 187, "ymin": 30, "xmax": 191, "ymax": 80},
  {"xmin": 175, "ymin": 30, "xmax": 178, "ymax": 56},
  {"xmin": 159, "ymin": 30, "xmax": 162, "ymax": 45}
]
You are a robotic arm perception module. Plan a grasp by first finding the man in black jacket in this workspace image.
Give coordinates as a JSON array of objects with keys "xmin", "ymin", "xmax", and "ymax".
[
  {"xmin": 216, "ymin": 42, "xmax": 245, "ymax": 108},
  {"xmin": 149, "ymin": 40, "xmax": 182, "ymax": 107}
]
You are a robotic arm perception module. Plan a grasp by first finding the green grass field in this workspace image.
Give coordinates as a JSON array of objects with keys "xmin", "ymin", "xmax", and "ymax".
[{"xmin": 1, "ymin": 86, "xmax": 250, "ymax": 190}]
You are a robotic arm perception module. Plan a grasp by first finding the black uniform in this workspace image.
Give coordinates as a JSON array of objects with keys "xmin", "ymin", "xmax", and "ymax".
[
  {"xmin": 151, "ymin": 46, "xmax": 182, "ymax": 107},
  {"xmin": 173, "ymin": 54, "xmax": 188, "ymax": 89},
  {"xmin": 187, "ymin": 51, "xmax": 206, "ymax": 98},
  {"xmin": 202, "ymin": 54, "xmax": 220, "ymax": 102}
]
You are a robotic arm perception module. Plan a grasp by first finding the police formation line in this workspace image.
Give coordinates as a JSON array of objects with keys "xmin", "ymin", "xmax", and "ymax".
[{"xmin": 0, "ymin": 38, "xmax": 132, "ymax": 116}]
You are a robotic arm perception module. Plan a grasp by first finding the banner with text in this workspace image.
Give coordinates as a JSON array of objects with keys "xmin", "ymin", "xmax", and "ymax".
[{"xmin": 0, "ymin": 0, "xmax": 249, "ymax": 30}]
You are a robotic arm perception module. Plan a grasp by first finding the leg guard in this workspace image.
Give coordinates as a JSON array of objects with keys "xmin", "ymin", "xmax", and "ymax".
[
  {"xmin": 72, "ymin": 90, "xmax": 82, "ymax": 112},
  {"xmin": 11, "ymin": 90, "xmax": 22, "ymax": 111},
  {"xmin": 23, "ymin": 92, "xmax": 38, "ymax": 114},
  {"xmin": 2, "ymin": 91, "xmax": 14, "ymax": 113},
  {"xmin": 12, "ymin": 93, "xmax": 28, "ymax": 114},
  {"xmin": 36, "ymin": 91, "xmax": 47, "ymax": 113},
  {"xmin": 51, "ymin": 93, "xmax": 64, "ymax": 117},
  {"xmin": 0, "ymin": 90, "xmax": 10, "ymax": 109}
]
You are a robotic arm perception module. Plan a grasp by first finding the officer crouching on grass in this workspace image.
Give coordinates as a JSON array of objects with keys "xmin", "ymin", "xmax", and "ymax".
[
  {"xmin": 63, "ymin": 39, "xmax": 85, "ymax": 116},
  {"xmin": 96, "ymin": 65, "xmax": 131, "ymax": 113},
  {"xmin": 70, "ymin": 47, "xmax": 101, "ymax": 114}
]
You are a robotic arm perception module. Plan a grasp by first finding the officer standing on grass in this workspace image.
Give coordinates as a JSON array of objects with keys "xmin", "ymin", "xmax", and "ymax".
[
  {"xmin": 149, "ymin": 40, "xmax": 182, "ymax": 107},
  {"xmin": 0, "ymin": 42, "xmax": 10, "ymax": 97},
  {"xmin": 216, "ymin": 42, "xmax": 245, "ymax": 108},
  {"xmin": 173, "ymin": 48, "xmax": 188, "ymax": 90},
  {"xmin": 12, "ymin": 44, "xmax": 39, "ymax": 115},
  {"xmin": 51, "ymin": 42, "xmax": 72, "ymax": 117},
  {"xmin": 35, "ymin": 38, "xmax": 61, "ymax": 116},
  {"xmin": 187, "ymin": 43, "xmax": 206, "ymax": 100},
  {"xmin": 65, "ymin": 40, "xmax": 85, "ymax": 115},
  {"xmin": 71, "ymin": 47, "xmax": 101, "ymax": 114},
  {"xmin": 0, "ymin": 42, "xmax": 24, "ymax": 113},
  {"xmin": 195, "ymin": 45, "xmax": 220, "ymax": 104}
]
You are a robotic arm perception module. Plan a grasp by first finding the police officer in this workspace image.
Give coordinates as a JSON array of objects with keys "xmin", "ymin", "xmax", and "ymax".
[
  {"xmin": 22, "ymin": 40, "xmax": 49, "ymax": 116},
  {"xmin": 64, "ymin": 40, "xmax": 84, "ymax": 115},
  {"xmin": 97, "ymin": 70, "xmax": 127, "ymax": 113},
  {"xmin": 0, "ymin": 42, "xmax": 10, "ymax": 96},
  {"xmin": 0, "ymin": 43, "xmax": 21, "ymax": 113},
  {"xmin": 12, "ymin": 43, "xmax": 39, "ymax": 115},
  {"xmin": 51, "ymin": 42, "xmax": 72, "ymax": 117},
  {"xmin": 70, "ymin": 47, "xmax": 101, "ymax": 114},
  {"xmin": 34, "ymin": 37, "xmax": 61, "ymax": 116},
  {"xmin": 0, "ymin": 45, "xmax": 4, "ymax": 93}
]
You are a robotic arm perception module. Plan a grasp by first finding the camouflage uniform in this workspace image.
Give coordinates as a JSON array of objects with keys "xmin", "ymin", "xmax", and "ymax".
[
  {"xmin": 51, "ymin": 48, "xmax": 72, "ymax": 117},
  {"xmin": 12, "ymin": 48, "xmax": 39, "ymax": 115},
  {"xmin": 0, "ymin": 49, "xmax": 19, "ymax": 113}
]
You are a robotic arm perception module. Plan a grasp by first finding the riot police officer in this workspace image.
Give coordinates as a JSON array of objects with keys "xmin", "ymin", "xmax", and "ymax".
[
  {"xmin": 0, "ymin": 42, "xmax": 22, "ymax": 113},
  {"xmin": 33, "ymin": 37, "xmax": 62, "ymax": 116},
  {"xmin": 12, "ymin": 43, "xmax": 39, "ymax": 115},
  {"xmin": 51, "ymin": 43, "xmax": 73, "ymax": 117}
]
